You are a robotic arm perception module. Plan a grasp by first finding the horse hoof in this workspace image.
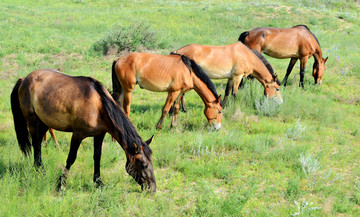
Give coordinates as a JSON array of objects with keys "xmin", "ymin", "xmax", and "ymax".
[
  {"xmin": 94, "ymin": 177, "xmax": 104, "ymax": 187},
  {"xmin": 57, "ymin": 175, "xmax": 66, "ymax": 192}
]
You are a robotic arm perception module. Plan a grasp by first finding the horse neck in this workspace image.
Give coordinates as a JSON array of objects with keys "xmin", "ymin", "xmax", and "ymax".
[
  {"xmin": 313, "ymin": 47, "xmax": 323, "ymax": 63},
  {"xmin": 252, "ymin": 61, "xmax": 275, "ymax": 87},
  {"xmin": 106, "ymin": 110, "xmax": 140, "ymax": 155},
  {"xmin": 192, "ymin": 75, "xmax": 217, "ymax": 105}
]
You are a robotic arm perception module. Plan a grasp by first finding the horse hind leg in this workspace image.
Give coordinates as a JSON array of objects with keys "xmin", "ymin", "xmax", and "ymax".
[
  {"xmin": 283, "ymin": 58, "xmax": 298, "ymax": 87},
  {"xmin": 28, "ymin": 119, "xmax": 49, "ymax": 169},
  {"xmin": 169, "ymin": 93, "xmax": 187, "ymax": 116}
]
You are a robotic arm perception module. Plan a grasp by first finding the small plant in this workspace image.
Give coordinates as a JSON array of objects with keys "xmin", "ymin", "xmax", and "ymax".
[
  {"xmin": 291, "ymin": 200, "xmax": 321, "ymax": 216},
  {"xmin": 299, "ymin": 153, "xmax": 320, "ymax": 177},
  {"xmin": 254, "ymin": 96, "xmax": 282, "ymax": 117},
  {"xmin": 286, "ymin": 118, "xmax": 308, "ymax": 140},
  {"xmin": 92, "ymin": 21, "xmax": 160, "ymax": 55}
]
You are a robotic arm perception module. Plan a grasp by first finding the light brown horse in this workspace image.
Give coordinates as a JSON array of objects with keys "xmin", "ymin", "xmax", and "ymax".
[
  {"xmin": 11, "ymin": 69, "xmax": 156, "ymax": 192},
  {"xmin": 175, "ymin": 43, "xmax": 283, "ymax": 105},
  {"xmin": 239, "ymin": 25, "xmax": 328, "ymax": 87},
  {"xmin": 112, "ymin": 53, "xmax": 222, "ymax": 130}
]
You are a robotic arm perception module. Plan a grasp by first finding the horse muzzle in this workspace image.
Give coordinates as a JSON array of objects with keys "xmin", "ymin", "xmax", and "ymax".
[{"xmin": 211, "ymin": 122, "xmax": 221, "ymax": 131}]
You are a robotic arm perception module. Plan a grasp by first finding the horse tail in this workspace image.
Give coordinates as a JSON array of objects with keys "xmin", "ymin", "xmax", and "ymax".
[
  {"xmin": 111, "ymin": 59, "xmax": 122, "ymax": 103},
  {"xmin": 238, "ymin": 31, "xmax": 249, "ymax": 43},
  {"xmin": 11, "ymin": 78, "xmax": 32, "ymax": 156}
]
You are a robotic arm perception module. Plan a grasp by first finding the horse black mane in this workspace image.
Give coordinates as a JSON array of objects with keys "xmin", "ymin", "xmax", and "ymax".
[
  {"xmin": 170, "ymin": 52, "xmax": 220, "ymax": 99},
  {"xmin": 251, "ymin": 49, "xmax": 281, "ymax": 86},
  {"xmin": 90, "ymin": 77, "xmax": 152, "ymax": 159},
  {"xmin": 293, "ymin": 24, "xmax": 320, "ymax": 47}
]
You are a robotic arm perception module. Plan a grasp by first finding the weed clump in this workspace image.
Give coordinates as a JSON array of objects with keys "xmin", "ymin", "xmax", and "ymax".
[
  {"xmin": 255, "ymin": 96, "xmax": 282, "ymax": 117},
  {"xmin": 93, "ymin": 22, "xmax": 162, "ymax": 55},
  {"xmin": 286, "ymin": 118, "xmax": 308, "ymax": 140}
]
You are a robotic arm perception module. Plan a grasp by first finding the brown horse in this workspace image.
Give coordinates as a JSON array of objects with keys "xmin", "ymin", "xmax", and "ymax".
[
  {"xmin": 11, "ymin": 69, "xmax": 156, "ymax": 192},
  {"xmin": 112, "ymin": 53, "xmax": 222, "ymax": 130},
  {"xmin": 239, "ymin": 25, "xmax": 328, "ymax": 87},
  {"xmin": 175, "ymin": 43, "xmax": 283, "ymax": 105}
]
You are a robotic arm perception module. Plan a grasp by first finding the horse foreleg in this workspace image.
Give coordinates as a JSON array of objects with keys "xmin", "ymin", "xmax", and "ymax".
[
  {"xmin": 58, "ymin": 134, "xmax": 84, "ymax": 191},
  {"xmin": 283, "ymin": 58, "xmax": 298, "ymax": 87},
  {"xmin": 93, "ymin": 133, "xmax": 106, "ymax": 187},
  {"xmin": 222, "ymin": 78, "xmax": 233, "ymax": 106},
  {"xmin": 156, "ymin": 91, "xmax": 181, "ymax": 130},
  {"xmin": 180, "ymin": 93, "xmax": 187, "ymax": 113},
  {"xmin": 299, "ymin": 57, "xmax": 308, "ymax": 88}
]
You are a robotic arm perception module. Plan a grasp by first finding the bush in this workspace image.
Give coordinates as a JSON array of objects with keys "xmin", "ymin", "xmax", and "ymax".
[{"xmin": 92, "ymin": 22, "xmax": 161, "ymax": 55}]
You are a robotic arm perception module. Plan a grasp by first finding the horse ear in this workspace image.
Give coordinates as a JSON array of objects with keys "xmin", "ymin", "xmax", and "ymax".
[
  {"xmin": 145, "ymin": 135, "xmax": 154, "ymax": 146},
  {"xmin": 324, "ymin": 57, "xmax": 328, "ymax": 63},
  {"xmin": 216, "ymin": 95, "xmax": 222, "ymax": 103}
]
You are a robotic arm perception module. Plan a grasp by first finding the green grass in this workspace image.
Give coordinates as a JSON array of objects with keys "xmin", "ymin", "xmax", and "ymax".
[{"xmin": 1, "ymin": 0, "xmax": 360, "ymax": 216}]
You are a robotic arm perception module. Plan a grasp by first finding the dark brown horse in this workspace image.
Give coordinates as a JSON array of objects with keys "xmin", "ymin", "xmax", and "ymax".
[
  {"xmin": 11, "ymin": 69, "xmax": 156, "ymax": 192},
  {"xmin": 112, "ymin": 52, "xmax": 222, "ymax": 130},
  {"xmin": 239, "ymin": 25, "xmax": 328, "ymax": 87}
]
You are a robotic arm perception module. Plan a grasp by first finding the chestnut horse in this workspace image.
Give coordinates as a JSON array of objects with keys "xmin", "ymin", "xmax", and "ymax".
[
  {"xmin": 239, "ymin": 25, "xmax": 328, "ymax": 87},
  {"xmin": 112, "ymin": 53, "xmax": 222, "ymax": 130},
  {"xmin": 175, "ymin": 43, "xmax": 283, "ymax": 105},
  {"xmin": 11, "ymin": 69, "xmax": 156, "ymax": 192}
]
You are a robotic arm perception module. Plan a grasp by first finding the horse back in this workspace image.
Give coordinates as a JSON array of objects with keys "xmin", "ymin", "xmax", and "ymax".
[
  {"xmin": 19, "ymin": 69, "xmax": 105, "ymax": 132},
  {"xmin": 176, "ymin": 44, "xmax": 239, "ymax": 78},
  {"xmin": 114, "ymin": 53, "xmax": 192, "ymax": 92},
  {"xmin": 243, "ymin": 26, "xmax": 317, "ymax": 58}
]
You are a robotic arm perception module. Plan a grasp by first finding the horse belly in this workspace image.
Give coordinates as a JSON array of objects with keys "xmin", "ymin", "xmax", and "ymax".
[
  {"xmin": 264, "ymin": 39, "xmax": 300, "ymax": 59},
  {"xmin": 202, "ymin": 66, "xmax": 232, "ymax": 79},
  {"xmin": 137, "ymin": 79, "xmax": 171, "ymax": 92}
]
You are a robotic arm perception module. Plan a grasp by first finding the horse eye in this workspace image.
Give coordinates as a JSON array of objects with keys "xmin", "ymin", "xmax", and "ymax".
[
  {"xmin": 275, "ymin": 88, "xmax": 279, "ymax": 92},
  {"xmin": 218, "ymin": 110, "xmax": 222, "ymax": 114}
]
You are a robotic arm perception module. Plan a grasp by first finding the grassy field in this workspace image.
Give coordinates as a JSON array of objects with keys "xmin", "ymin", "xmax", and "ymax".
[{"xmin": 1, "ymin": 0, "xmax": 359, "ymax": 216}]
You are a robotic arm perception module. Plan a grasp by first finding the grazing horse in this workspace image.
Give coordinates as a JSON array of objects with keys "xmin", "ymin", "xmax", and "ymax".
[
  {"xmin": 11, "ymin": 69, "xmax": 156, "ymax": 192},
  {"xmin": 239, "ymin": 25, "xmax": 328, "ymax": 87},
  {"xmin": 175, "ymin": 43, "xmax": 283, "ymax": 105},
  {"xmin": 112, "ymin": 52, "xmax": 222, "ymax": 130}
]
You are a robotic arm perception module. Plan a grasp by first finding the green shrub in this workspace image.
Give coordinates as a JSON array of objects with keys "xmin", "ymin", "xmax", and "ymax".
[{"xmin": 92, "ymin": 21, "xmax": 161, "ymax": 55}]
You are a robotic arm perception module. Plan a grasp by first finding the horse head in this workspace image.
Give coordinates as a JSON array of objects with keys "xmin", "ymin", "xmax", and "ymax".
[
  {"xmin": 204, "ymin": 95, "xmax": 222, "ymax": 130},
  {"xmin": 126, "ymin": 136, "xmax": 156, "ymax": 192},
  {"xmin": 313, "ymin": 57, "xmax": 328, "ymax": 85},
  {"xmin": 264, "ymin": 74, "xmax": 283, "ymax": 104}
]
